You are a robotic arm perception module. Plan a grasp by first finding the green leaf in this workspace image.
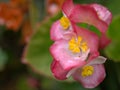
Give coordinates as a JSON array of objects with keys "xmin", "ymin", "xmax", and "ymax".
[
  {"xmin": 105, "ymin": 15, "xmax": 120, "ymax": 61},
  {"xmin": 0, "ymin": 48, "xmax": 7, "ymax": 71},
  {"xmin": 104, "ymin": 0, "xmax": 120, "ymax": 16},
  {"xmin": 77, "ymin": 23, "xmax": 101, "ymax": 37},
  {"xmin": 105, "ymin": 41, "xmax": 120, "ymax": 62},
  {"xmin": 107, "ymin": 16, "xmax": 120, "ymax": 41},
  {"xmin": 24, "ymin": 13, "xmax": 62, "ymax": 77}
]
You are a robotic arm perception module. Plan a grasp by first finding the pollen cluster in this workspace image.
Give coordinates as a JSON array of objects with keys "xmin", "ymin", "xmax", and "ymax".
[
  {"xmin": 81, "ymin": 65, "xmax": 94, "ymax": 77},
  {"xmin": 60, "ymin": 16, "xmax": 70, "ymax": 30},
  {"xmin": 68, "ymin": 36, "xmax": 88, "ymax": 53}
]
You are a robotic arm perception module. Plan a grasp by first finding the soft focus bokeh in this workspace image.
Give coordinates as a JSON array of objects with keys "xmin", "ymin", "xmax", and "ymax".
[{"xmin": 0, "ymin": 0, "xmax": 120, "ymax": 90}]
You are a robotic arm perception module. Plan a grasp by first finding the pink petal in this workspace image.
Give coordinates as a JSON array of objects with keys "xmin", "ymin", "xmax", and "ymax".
[
  {"xmin": 50, "ymin": 20, "xmax": 73, "ymax": 41},
  {"xmin": 90, "ymin": 4, "xmax": 112, "ymax": 25},
  {"xmin": 62, "ymin": 0, "xmax": 74, "ymax": 16},
  {"xmin": 50, "ymin": 39, "xmax": 87, "ymax": 70},
  {"xmin": 90, "ymin": 4, "xmax": 112, "ymax": 48},
  {"xmin": 69, "ymin": 5, "xmax": 108, "ymax": 33},
  {"xmin": 72, "ymin": 64, "xmax": 106, "ymax": 88},
  {"xmin": 51, "ymin": 60, "xmax": 68, "ymax": 80},
  {"xmin": 99, "ymin": 33, "xmax": 111, "ymax": 49},
  {"xmin": 74, "ymin": 25, "xmax": 99, "ymax": 60},
  {"xmin": 88, "ymin": 51, "xmax": 99, "ymax": 62}
]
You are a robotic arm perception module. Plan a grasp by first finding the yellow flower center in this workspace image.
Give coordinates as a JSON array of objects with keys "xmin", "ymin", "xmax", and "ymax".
[
  {"xmin": 81, "ymin": 66, "xmax": 94, "ymax": 77},
  {"xmin": 60, "ymin": 16, "xmax": 70, "ymax": 30},
  {"xmin": 68, "ymin": 36, "xmax": 88, "ymax": 53}
]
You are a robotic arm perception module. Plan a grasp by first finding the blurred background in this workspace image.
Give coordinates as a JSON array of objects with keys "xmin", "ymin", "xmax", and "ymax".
[{"xmin": 0, "ymin": 0, "xmax": 120, "ymax": 90}]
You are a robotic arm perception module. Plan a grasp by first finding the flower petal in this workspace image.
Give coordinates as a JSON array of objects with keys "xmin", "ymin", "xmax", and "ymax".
[
  {"xmin": 51, "ymin": 60, "xmax": 68, "ymax": 80},
  {"xmin": 72, "ymin": 64, "xmax": 106, "ymax": 88},
  {"xmin": 87, "ymin": 56, "xmax": 107, "ymax": 65},
  {"xmin": 90, "ymin": 4, "xmax": 112, "ymax": 25},
  {"xmin": 50, "ymin": 39, "xmax": 87, "ymax": 70},
  {"xmin": 62, "ymin": 0, "xmax": 74, "ymax": 16},
  {"xmin": 99, "ymin": 33, "xmax": 111, "ymax": 49},
  {"xmin": 90, "ymin": 4, "xmax": 112, "ymax": 48},
  {"xmin": 50, "ymin": 20, "xmax": 73, "ymax": 41},
  {"xmin": 68, "ymin": 4, "xmax": 108, "ymax": 33},
  {"xmin": 62, "ymin": 0, "xmax": 110, "ymax": 33},
  {"xmin": 74, "ymin": 25, "xmax": 99, "ymax": 60}
]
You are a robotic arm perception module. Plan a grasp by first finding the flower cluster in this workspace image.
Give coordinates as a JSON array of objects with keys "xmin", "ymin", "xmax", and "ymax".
[
  {"xmin": 0, "ymin": 3, "xmax": 23, "ymax": 31},
  {"xmin": 50, "ymin": 0, "xmax": 112, "ymax": 88},
  {"xmin": 0, "ymin": 0, "xmax": 28, "ymax": 31}
]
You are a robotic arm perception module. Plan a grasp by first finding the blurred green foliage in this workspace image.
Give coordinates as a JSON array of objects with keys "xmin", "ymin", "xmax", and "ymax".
[
  {"xmin": 25, "ymin": 13, "xmax": 62, "ymax": 78},
  {"xmin": 105, "ymin": 16, "xmax": 120, "ymax": 61},
  {"xmin": 0, "ymin": 48, "xmax": 7, "ymax": 71}
]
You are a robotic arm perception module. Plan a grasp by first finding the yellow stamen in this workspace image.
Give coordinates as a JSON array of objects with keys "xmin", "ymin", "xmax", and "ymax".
[
  {"xmin": 68, "ymin": 36, "xmax": 88, "ymax": 53},
  {"xmin": 81, "ymin": 42, "xmax": 88, "ymax": 52},
  {"xmin": 81, "ymin": 66, "xmax": 94, "ymax": 77},
  {"xmin": 60, "ymin": 16, "xmax": 70, "ymax": 30}
]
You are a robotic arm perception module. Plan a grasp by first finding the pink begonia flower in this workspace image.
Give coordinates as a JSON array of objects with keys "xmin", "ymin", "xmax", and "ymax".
[
  {"xmin": 50, "ymin": 0, "xmax": 112, "ymax": 88},
  {"xmin": 51, "ymin": 56, "xmax": 106, "ymax": 88},
  {"xmin": 50, "ymin": 25, "xmax": 106, "ymax": 88},
  {"xmin": 50, "ymin": 25, "xmax": 99, "ymax": 70},
  {"xmin": 72, "ymin": 56, "xmax": 106, "ymax": 88},
  {"xmin": 62, "ymin": 0, "xmax": 112, "ymax": 48},
  {"xmin": 50, "ymin": 24, "xmax": 101, "ymax": 88}
]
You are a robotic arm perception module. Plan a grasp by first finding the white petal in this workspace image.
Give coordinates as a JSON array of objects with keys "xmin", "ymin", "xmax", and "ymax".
[
  {"xmin": 88, "ymin": 56, "xmax": 107, "ymax": 65},
  {"xmin": 66, "ymin": 68, "xmax": 78, "ymax": 78}
]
